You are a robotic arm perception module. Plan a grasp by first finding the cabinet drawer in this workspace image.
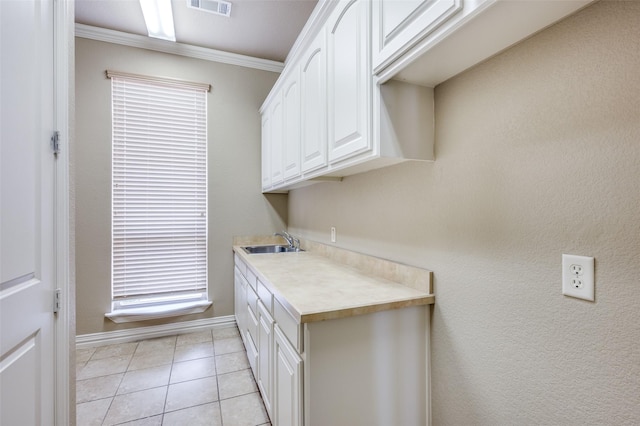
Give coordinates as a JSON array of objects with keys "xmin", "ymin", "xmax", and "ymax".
[
  {"xmin": 257, "ymin": 279, "xmax": 273, "ymax": 314},
  {"xmin": 246, "ymin": 267, "xmax": 258, "ymax": 291},
  {"xmin": 234, "ymin": 254, "xmax": 247, "ymax": 277},
  {"xmin": 274, "ymin": 298, "xmax": 302, "ymax": 353}
]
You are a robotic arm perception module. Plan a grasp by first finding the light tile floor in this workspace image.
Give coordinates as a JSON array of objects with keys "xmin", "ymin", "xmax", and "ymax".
[{"xmin": 76, "ymin": 327, "xmax": 271, "ymax": 426}]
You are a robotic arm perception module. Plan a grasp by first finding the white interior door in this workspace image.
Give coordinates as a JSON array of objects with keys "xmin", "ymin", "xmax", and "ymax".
[{"xmin": 0, "ymin": 0, "xmax": 56, "ymax": 424}]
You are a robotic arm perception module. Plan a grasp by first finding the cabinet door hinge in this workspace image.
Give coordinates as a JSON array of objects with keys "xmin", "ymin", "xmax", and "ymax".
[
  {"xmin": 51, "ymin": 131, "xmax": 60, "ymax": 156},
  {"xmin": 53, "ymin": 289, "xmax": 61, "ymax": 313}
]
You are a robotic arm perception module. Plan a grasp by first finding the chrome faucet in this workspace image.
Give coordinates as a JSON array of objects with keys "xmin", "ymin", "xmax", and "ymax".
[{"xmin": 274, "ymin": 230, "xmax": 300, "ymax": 249}]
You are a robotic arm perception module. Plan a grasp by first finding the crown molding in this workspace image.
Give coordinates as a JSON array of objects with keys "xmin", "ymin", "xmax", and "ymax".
[
  {"xmin": 75, "ymin": 23, "xmax": 284, "ymax": 73},
  {"xmin": 260, "ymin": 0, "xmax": 337, "ymax": 112},
  {"xmin": 284, "ymin": 0, "xmax": 337, "ymax": 66}
]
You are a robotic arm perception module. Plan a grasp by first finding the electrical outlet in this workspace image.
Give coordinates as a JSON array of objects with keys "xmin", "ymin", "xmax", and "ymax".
[
  {"xmin": 330, "ymin": 227, "xmax": 336, "ymax": 243},
  {"xmin": 562, "ymin": 254, "xmax": 595, "ymax": 301}
]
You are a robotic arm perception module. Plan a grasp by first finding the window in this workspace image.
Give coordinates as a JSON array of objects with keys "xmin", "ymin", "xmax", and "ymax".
[{"xmin": 106, "ymin": 71, "xmax": 211, "ymax": 322}]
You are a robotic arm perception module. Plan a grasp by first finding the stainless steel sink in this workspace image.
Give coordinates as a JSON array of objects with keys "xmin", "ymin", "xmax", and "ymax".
[{"xmin": 242, "ymin": 245, "xmax": 304, "ymax": 254}]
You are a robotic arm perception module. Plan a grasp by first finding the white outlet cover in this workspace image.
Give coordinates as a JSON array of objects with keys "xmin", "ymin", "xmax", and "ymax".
[{"xmin": 562, "ymin": 254, "xmax": 595, "ymax": 301}]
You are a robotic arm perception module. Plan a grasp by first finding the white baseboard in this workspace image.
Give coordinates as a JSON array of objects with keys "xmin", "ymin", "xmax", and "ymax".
[{"xmin": 76, "ymin": 315, "xmax": 237, "ymax": 349}]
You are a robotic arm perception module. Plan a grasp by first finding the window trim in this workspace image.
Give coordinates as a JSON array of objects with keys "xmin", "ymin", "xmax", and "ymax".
[{"xmin": 106, "ymin": 70, "xmax": 211, "ymax": 93}]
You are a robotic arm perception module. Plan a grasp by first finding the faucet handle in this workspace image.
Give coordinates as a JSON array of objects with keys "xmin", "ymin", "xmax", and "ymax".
[
  {"xmin": 292, "ymin": 236, "xmax": 300, "ymax": 249},
  {"xmin": 274, "ymin": 230, "xmax": 299, "ymax": 248},
  {"xmin": 274, "ymin": 231, "xmax": 293, "ymax": 246}
]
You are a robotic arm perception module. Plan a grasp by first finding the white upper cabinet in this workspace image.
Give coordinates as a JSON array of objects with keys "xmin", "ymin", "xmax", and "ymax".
[
  {"xmin": 259, "ymin": 0, "xmax": 592, "ymax": 192},
  {"xmin": 375, "ymin": 0, "xmax": 592, "ymax": 86},
  {"xmin": 300, "ymin": 28, "xmax": 328, "ymax": 173},
  {"xmin": 283, "ymin": 70, "xmax": 301, "ymax": 180},
  {"xmin": 371, "ymin": 0, "xmax": 462, "ymax": 72},
  {"xmin": 327, "ymin": 0, "xmax": 371, "ymax": 163}
]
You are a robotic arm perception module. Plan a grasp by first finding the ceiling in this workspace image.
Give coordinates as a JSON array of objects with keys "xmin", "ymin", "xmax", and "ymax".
[{"xmin": 75, "ymin": 0, "xmax": 318, "ymax": 63}]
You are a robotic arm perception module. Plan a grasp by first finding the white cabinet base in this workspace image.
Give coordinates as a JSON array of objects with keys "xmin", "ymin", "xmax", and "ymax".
[
  {"xmin": 234, "ymin": 254, "xmax": 431, "ymax": 426},
  {"xmin": 303, "ymin": 305, "xmax": 429, "ymax": 426}
]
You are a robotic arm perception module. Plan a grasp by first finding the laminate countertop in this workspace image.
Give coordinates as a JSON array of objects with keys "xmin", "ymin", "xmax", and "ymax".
[{"xmin": 233, "ymin": 244, "xmax": 434, "ymax": 323}]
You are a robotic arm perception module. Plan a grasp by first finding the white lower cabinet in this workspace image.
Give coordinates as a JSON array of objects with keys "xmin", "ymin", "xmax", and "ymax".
[
  {"xmin": 273, "ymin": 325, "xmax": 302, "ymax": 426},
  {"xmin": 303, "ymin": 305, "xmax": 428, "ymax": 425},
  {"xmin": 234, "ymin": 256, "xmax": 428, "ymax": 426}
]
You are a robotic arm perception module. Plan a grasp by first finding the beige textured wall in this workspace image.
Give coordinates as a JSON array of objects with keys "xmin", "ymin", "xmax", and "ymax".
[
  {"xmin": 75, "ymin": 38, "xmax": 287, "ymax": 335},
  {"xmin": 289, "ymin": 2, "xmax": 640, "ymax": 424}
]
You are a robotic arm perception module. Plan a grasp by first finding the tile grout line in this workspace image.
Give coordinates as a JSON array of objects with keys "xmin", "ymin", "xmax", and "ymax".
[
  {"xmin": 102, "ymin": 341, "xmax": 139, "ymax": 426},
  {"xmin": 78, "ymin": 327, "xmax": 262, "ymax": 425},
  {"xmin": 212, "ymin": 328, "xmax": 225, "ymax": 426},
  {"xmin": 213, "ymin": 327, "xmax": 227, "ymax": 426},
  {"xmin": 89, "ymin": 343, "xmax": 130, "ymax": 426},
  {"xmin": 160, "ymin": 335, "xmax": 178, "ymax": 424}
]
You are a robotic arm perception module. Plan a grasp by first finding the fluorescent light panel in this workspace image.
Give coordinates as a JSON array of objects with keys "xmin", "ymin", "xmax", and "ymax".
[{"xmin": 139, "ymin": 0, "xmax": 176, "ymax": 42}]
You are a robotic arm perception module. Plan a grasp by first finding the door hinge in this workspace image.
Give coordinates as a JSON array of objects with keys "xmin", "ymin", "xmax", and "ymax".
[
  {"xmin": 53, "ymin": 289, "xmax": 61, "ymax": 313},
  {"xmin": 51, "ymin": 131, "xmax": 60, "ymax": 156}
]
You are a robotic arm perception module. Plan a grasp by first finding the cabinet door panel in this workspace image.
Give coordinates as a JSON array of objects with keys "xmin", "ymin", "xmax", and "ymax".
[
  {"xmin": 247, "ymin": 302, "xmax": 258, "ymax": 353},
  {"xmin": 372, "ymin": 0, "xmax": 462, "ymax": 71},
  {"xmin": 300, "ymin": 29, "xmax": 327, "ymax": 173},
  {"xmin": 274, "ymin": 326, "xmax": 302, "ymax": 426},
  {"xmin": 283, "ymin": 73, "xmax": 301, "ymax": 180},
  {"xmin": 328, "ymin": 0, "xmax": 371, "ymax": 163},
  {"xmin": 246, "ymin": 330, "xmax": 258, "ymax": 378},
  {"xmin": 261, "ymin": 114, "xmax": 271, "ymax": 190},
  {"xmin": 270, "ymin": 96, "xmax": 284, "ymax": 184},
  {"xmin": 257, "ymin": 302, "xmax": 274, "ymax": 417}
]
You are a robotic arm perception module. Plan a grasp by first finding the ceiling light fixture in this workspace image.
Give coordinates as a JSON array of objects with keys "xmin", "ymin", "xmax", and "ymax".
[{"xmin": 139, "ymin": 0, "xmax": 176, "ymax": 42}]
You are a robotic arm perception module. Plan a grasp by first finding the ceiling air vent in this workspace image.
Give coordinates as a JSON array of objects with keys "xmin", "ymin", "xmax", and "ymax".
[{"xmin": 188, "ymin": 0, "xmax": 232, "ymax": 17}]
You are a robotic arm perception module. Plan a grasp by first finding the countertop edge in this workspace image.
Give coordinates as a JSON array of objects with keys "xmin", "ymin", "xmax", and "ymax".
[{"xmin": 299, "ymin": 294, "xmax": 435, "ymax": 323}]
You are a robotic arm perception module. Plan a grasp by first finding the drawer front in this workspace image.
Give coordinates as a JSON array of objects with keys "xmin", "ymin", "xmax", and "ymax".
[
  {"xmin": 246, "ymin": 267, "xmax": 258, "ymax": 291},
  {"xmin": 257, "ymin": 279, "xmax": 273, "ymax": 314},
  {"xmin": 234, "ymin": 254, "xmax": 247, "ymax": 277},
  {"xmin": 274, "ymin": 298, "xmax": 302, "ymax": 353}
]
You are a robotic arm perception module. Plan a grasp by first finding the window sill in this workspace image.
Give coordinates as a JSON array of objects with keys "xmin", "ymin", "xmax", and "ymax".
[{"xmin": 105, "ymin": 300, "xmax": 212, "ymax": 323}]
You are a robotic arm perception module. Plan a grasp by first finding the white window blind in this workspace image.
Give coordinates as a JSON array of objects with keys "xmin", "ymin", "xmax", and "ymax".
[{"xmin": 110, "ymin": 72, "xmax": 208, "ymax": 307}]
